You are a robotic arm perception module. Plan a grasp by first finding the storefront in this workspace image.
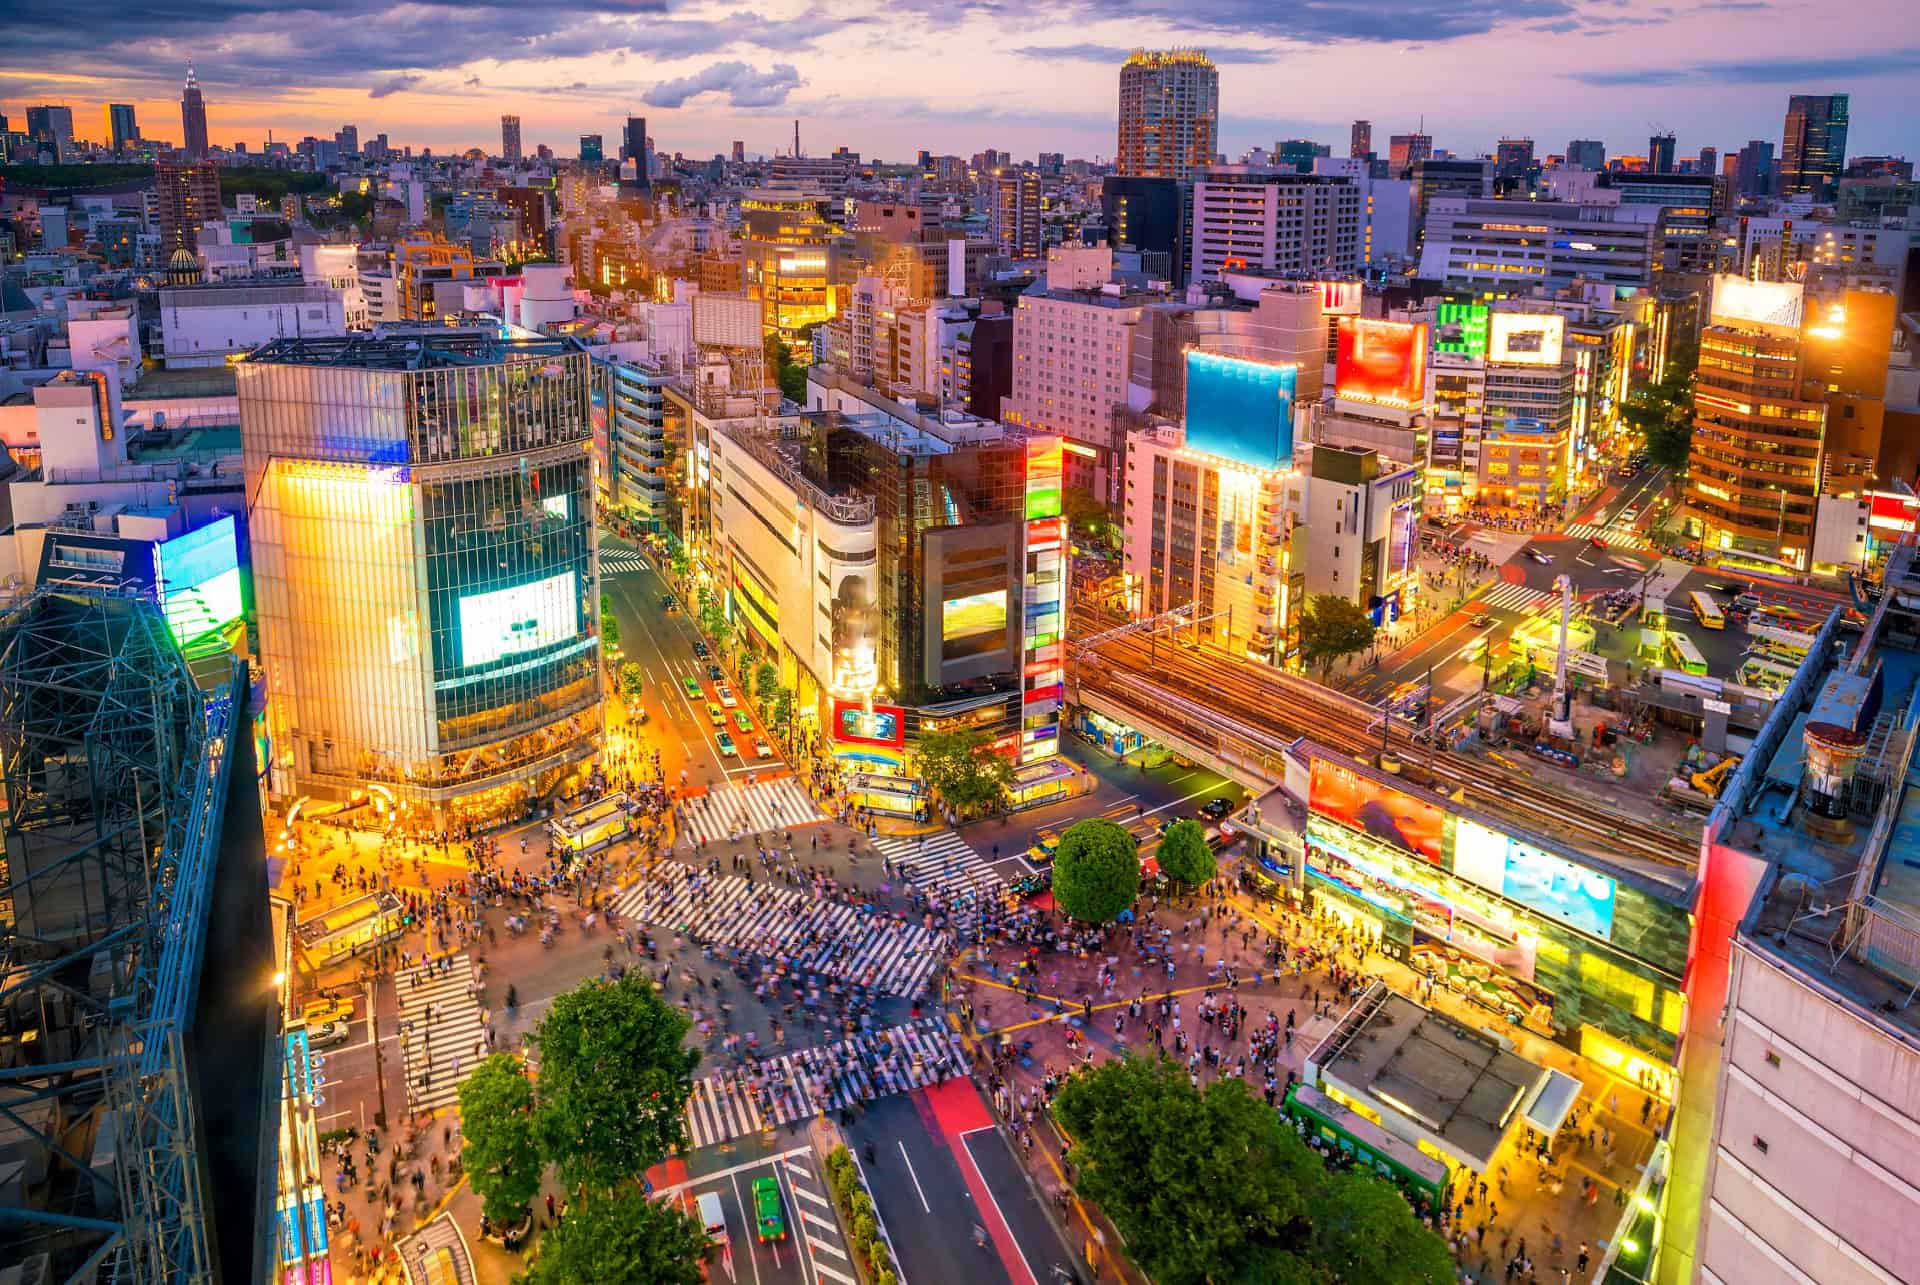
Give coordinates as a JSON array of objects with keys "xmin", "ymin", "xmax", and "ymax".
[
  {"xmin": 1073, "ymin": 708, "xmax": 1148, "ymax": 757},
  {"xmin": 1010, "ymin": 756, "xmax": 1078, "ymax": 810}
]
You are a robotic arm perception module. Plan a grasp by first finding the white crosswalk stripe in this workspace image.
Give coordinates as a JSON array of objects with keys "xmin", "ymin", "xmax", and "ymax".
[
  {"xmin": 870, "ymin": 831, "xmax": 1005, "ymax": 904},
  {"xmin": 679, "ymin": 777, "xmax": 824, "ymax": 847},
  {"xmin": 611, "ymin": 865, "xmax": 950, "ymax": 997},
  {"xmin": 681, "ymin": 1018, "xmax": 967, "ymax": 1150},
  {"xmin": 1565, "ymin": 522, "xmax": 1649, "ymax": 549},
  {"xmin": 394, "ymin": 953, "xmax": 489, "ymax": 1114},
  {"xmin": 599, "ymin": 548, "xmax": 650, "ymax": 575},
  {"xmin": 1474, "ymin": 582, "xmax": 1551, "ymax": 613}
]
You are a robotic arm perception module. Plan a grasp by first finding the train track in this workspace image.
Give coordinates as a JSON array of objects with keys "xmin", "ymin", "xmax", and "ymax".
[{"xmin": 1076, "ymin": 629, "xmax": 1698, "ymax": 871}]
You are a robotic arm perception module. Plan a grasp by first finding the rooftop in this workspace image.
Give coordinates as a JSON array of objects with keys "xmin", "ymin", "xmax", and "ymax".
[{"xmin": 245, "ymin": 328, "xmax": 587, "ymax": 371}]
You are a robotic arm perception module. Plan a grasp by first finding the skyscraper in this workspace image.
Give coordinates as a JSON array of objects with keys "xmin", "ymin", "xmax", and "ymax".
[
  {"xmin": 1115, "ymin": 49, "xmax": 1218, "ymax": 183},
  {"xmin": 993, "ymin": 171, "xmax": 1042, "ymax": 259},
  {"xmin": 1648, "ymin": 131, "xmax": 1676, "ymax": 174},
  {"xmin": 1350, "ymin": 120, "xmax": 1372, "ymax": 159},
  {"xmin": 1779, "ymin": 93, "xmax": 1849, "ymax": 200},
  {"xmin": 1566, "ymin": 139, "xmax": 1607, "ymax": 170},
  {"xmin": 26, "ymin": 106, "xmax": 74, "ymax": 162},
  {"xmin": 579, "ymin": 134, "xmax": 602, "ymax": 165},
  {"xmin": 336, "ymin": 124, "xmax": 358, "ymax": 156},
  {"xmin": 1494, "ymin": 137, "xmax": 1535, "ymax": 182},
  {"xmin": 1733, "ymin": 139, "xmax": 1776, "ymax": 198},
  {"xmin": 500, "ymin": 114, "xmax": 522, "ymax": 163},
  {"xmin": 621, "ymin": 116, "xmax": 651, "ymax": 188},
  {"xmin": 732, "ymin": 140, "xmax": 746, "ymax": 164},
  {"xmin": 180, "ymin": 61, "xmax": 208, "ymax": 161},
  {"xmin": 1695, "ymin": 145, "xmax": 1717, "ymax": 178},
  {"xmin": 156, "ymin": 155, "xmax": 222, "ymax": 254},
  {"xmin": 104, "ymin": 104, "xmax": 137, "ymax": 154}
]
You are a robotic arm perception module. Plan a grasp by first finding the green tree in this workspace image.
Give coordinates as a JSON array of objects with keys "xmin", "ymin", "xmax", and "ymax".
[
  {"xmin": 600, "ymin": 593, "xmax": 621, "ymax": 649},
  {"xmin": 1622, "ymin": 333, "xmax": 1697, "ymax": 476},
  {"xmin": 1156, "ymin": 818, "xmax": 1215, "ymax": 889},
  {"xmin": 670, "ymin": 548, "xmax": 691, "ymax": 583},
  {"xmin": 913, "ymin": 727, "xmax": 1013, "ymax": 816},
  {"xmin": 754, "ymin": 660, "xmax": 779, "ymax": 700},
  {"xmin": 1051, "ymin": 818, "xmax": 1141, "ymax": 923},
  {"xmin": 516, "ymin": 1183, "xmax": 709, "ymax": 1285},
  {"xmin": 1298, "ymin": 594, "xmax": 1377, "ymax": 680},
  {"xmin": 698, "ymin": 598, "xmax": 732, "ymax": 652},
  {"xmin": 1063, "ymin": 485, "xmax": 1117, "ymax": 553},
  {"xmin": 458, "ymin": 1055, "xmax": 543, "ymax": 1227},
  {"xmin": 769, "ymin": 688, "xmax": 794, "ymax": 733},
  {"xmin": 532, "ymin": 975, "xmax": 700, "ymax": 1194},
  {"xmin": 618, "ymin": 662, "xmax": 645, "ymax": 703},
  {"xmin": 1304, "ymin": 1169, "xmax": 1457, "ymax": 1285}
]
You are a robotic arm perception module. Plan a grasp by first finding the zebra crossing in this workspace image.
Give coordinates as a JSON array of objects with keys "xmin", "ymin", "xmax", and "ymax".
[
  {"xmin": 599, "ymin": 548, "xmax": 650, "ymax": 575},
  {"xmin": 679, "ymin": 777, "xmax": 824, "ymax": 846},
  {"xmin": 682, "ymin": 1018, "xmax": 966, "ymax": 1150},
  {"xmin": 871, "ymin": 831, "xmax": 1005, "ymax": 903},
  {"xmin": 395, "ymin": 953, "xmax": 488, "ymax": 1114},
  {"xmin": 611, "ymin": 864, "xmax": 950, "ymax": 997},
  {"xmin": 1473, "ymin": 582, "xmax": 1552, "ymax": 613},
  {"xmin": 1565, "ymin": 522, "xmax": 1648, "ymax": 549}
]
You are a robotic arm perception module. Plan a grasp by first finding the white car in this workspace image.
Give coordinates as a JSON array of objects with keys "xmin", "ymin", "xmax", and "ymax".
[
  {"xmin": 754, "ymin": 739, "xmax": 773, "ymax": 759},
  {"xmin": 717, "ymin": 683, "xmax": 738, "ymax": 709},
  {"xmin": 307, "ymin": 1019, "xmax": 353, "ymax": 1048}
]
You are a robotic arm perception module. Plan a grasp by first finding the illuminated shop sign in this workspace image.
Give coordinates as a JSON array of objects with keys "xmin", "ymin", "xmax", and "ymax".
[
  {"xmin": 833, "ymin": 698, "xmax": 906, "ymax": 748},
  {"xmin": 1020, "ymin": 436, "xmax": 1065, "ymax": 764},
  {"xmin": 1434, "ymin": 303, "xmax": 1490, "ymax": 356}
]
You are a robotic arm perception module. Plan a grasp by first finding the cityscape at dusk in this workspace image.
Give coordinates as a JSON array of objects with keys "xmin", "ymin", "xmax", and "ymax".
[{"xmin": 2, "ymin": 12, "xmax": 1919, "ymax": 1285}]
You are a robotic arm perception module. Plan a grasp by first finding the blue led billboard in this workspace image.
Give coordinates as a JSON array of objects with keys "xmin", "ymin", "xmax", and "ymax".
[
  {"xmin": 153, "ymin": 516, "xmax": 243, "ymax": 646},
  {"xmin": 1184, "ymin": 351, "xmax": 1296, "ymax": 471}
]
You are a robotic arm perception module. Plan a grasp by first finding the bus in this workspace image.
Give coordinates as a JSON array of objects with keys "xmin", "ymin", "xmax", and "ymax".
[
  {"xmin": 1281, "ymin": 1082, "xmax": 1449, "ymax": 1208},
  {"xmin": 1745, "ymin": 640, "xmax": 1807, "ymax": 667},
  {"xmin": 1740, "ymin": 657, "xmax": 1797, "ymax": 691},
  {"xmin": 1688, "ymin": 591, "xmax": 1726, "ymax": 631},
  {"xmin": 1665, "ymin": 632, "xmax": 1708, "ymax": 676},
  {"xmin": 548, "ymin": 791, "xmax": 634, "ymax": 856}
]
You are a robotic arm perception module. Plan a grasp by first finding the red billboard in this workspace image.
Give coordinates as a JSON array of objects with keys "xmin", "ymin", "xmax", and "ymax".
[
  {"xmin": 831, "ymin": 699, "xmax": 907, "ymax": 749},
  {"xmin": 1308, "ymin": 758, "xmax": 1445, "ymax": 864},
  {"xmin": 1867, "ymin": 492, "xmax": 1920, "ymax": 534},
  {"xmin": 1335, "ymin": 318, "xmax": 1429, "ymax": 409}
]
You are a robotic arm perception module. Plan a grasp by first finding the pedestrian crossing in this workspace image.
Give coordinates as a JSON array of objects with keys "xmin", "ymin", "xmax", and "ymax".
[
  {"xmin": 775, "ymin": 1153, "xmax": 855, "ymax": 1284},
  {"xmin": 611, "ymin": 864, "xmax": 950, "ymax": 997},
  {"xmin": 679, "ymin": 777, "xmax": 824, "ymax": 847},
  {"xmin": 1565, "ymin": 522, "xmax": 1648, "ymax": 549},
  {"xmin": 682, "ymin": 1018, "xmax": 966, "ymax": 1150},
  {"xmin": 871, "ymin": 831, "xmax": 1005, "ymax": 904},
  {"xmin": 395, "ymin": 953, "xmax": 489, "ymax": 1114},
  {"xmin": 599, "ymin": 548, "xmax": 650, "ymax": 575},
  {"xmin": 1474, "ymin": 582, "xmax": 1552, "ymax": 613}
]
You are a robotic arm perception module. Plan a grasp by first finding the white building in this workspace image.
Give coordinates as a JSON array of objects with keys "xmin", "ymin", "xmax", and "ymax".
[
  {"xmin": 1302, "ymin": 443, "xmax": 1422, "ymax": 617},
  {"xmin": 1188, "ymin": 168, "xmax": 1364, "ymax": 284},
  {"xmin": 1418, "ymin": 198, "xmax": 1662, "ymax": 292},
  {"xmin": 300, "ymin": 243, "xmax": 367, "ymax": 329},
  {"xmin": 1006, "ymin": 281, "xmax": 1160, "ymax": 500},
  {"xmin": 157, "ymin": 282, "xmax": 347, "ymax": 369},
  {"xmin": 1312, "ymin": 157, "xmax": 1416, "ymax": 268}
]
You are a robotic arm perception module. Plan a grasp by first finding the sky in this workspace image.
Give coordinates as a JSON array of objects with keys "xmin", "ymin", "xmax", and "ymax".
[{"xmin": 4, "ymin": 0, "xmax": 1917, "ymax": 166}]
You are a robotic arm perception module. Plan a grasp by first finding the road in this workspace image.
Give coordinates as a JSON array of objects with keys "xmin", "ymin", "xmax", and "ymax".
[{"xmin": 659, "ymin": 1147, "xmax": 853, "ymax": 1285}]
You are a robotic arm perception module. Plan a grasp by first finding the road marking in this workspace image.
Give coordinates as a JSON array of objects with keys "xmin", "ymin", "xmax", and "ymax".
[
  {"xmin": 1140, "ymin": 779, "xmax": 1225, "ymax": 818},
  {"xmin": 959, "ymin": 1127, "xmax": 1039, "ymax": 1285},
  {"xmin": 811, "ymin": 1263, "xmax": 857, "ymax": 1285},
  {"xmin": 649, "ymin": 1146, "xmax": 814, "ymax": 1198},
  {"xmin": 898, "ymin": 1139, "xmax": 932, "ymax": 1213},
  {"xmin": 732, "ymin": 1171, "xmax": 763, "ymax": 1285},
  {"xmin": 808, "ymin": 1234, "xmax": 848, "ymax": 1260}
]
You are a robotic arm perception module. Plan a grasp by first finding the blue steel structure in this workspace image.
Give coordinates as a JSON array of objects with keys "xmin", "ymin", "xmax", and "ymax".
[{"xmin": 0, "ymin": 588, "xmax": 240, "ymax": 1284}]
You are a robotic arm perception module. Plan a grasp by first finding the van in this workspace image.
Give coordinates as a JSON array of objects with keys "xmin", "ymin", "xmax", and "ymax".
[{"xmin": 697, "ymin": 1191, "xmax": 728, "ymax": 1247}]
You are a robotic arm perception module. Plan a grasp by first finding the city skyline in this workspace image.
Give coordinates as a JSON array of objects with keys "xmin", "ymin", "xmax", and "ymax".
[{"xmin": 5, "ymin": 0, "xmax": 1918, "ymax": 162}]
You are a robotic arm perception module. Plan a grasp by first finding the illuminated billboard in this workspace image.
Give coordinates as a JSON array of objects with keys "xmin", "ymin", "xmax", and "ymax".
[
  {"xmin": 1453, "ymin": 819, "xmax": 1616, "ymax": 939},
  {"xmin": 1308, "ymin": 758, "xmax": 1445, "ymax": 864},
  {"xmin": 457, "ymin": 570, "xmax": 579, "ymax": 668},
  {"xmin": 942, "ymin": 589, "xmax": 1007, "ymax": 644},
  {"xmin": 1184, "ymin": 350, "xmax": 1296, "ymax": 471},
  {"xmin": 833, "ymin": 698, "xmax": 906, "ymax": 748},
  {"xmin": 1709, "ymin": 274, "xmax": 1804, "ymax": 335},
  {"xmin": 1434, "ymin": 303, "xmax": 1490, "ymax": 357},
  {"xmin": 1867, "ymin": 492, "xmax": 1920, "ymax": 534},
  {"xmin": 1335, "ymin": 318, "xmax": 1428, "ymax": 409},
  {"xmin": 153, "ymin": 516, "xmax": 244, "ymax": 646},
  {"xmin": 1488, "ymin": 312, "xmax": 1565, "ymax": 366},
  {"xmin": 1020, "ymin": 435, "xmax": 1066, "ymax": 764}
]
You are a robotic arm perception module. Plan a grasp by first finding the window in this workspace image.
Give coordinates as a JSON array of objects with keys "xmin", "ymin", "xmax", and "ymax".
[
  {"xmin": 1764, "ymin": 1050, "xmax": 1780, "ymax": 1068},
  {"xmin": 1751, "ymin": 1136, "xmax": 1768, "ymax": 1155}
]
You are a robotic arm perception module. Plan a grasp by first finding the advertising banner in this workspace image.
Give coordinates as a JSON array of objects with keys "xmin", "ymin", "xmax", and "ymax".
[
  {"xmin": 1454, "ymin": 819, "xmax": 1616, "ymax": 939},
  {"xmin": 1335, "ymin": 318, "xmax": 1429, "ymax": 408},
  {"xmin": 832, "ymin": 699, "xmax": 906, "ymax": 749},
  {"xmin": 1307, "ymin": 758, "xmax": 1445, "ymax": 864},
  {"xmin": 1488, "ymin": 312, "xmax": 1566, "ymax": 366}
]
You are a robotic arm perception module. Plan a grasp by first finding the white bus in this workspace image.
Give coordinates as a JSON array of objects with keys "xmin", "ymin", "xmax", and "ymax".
[{"xmin": 1665, "ymin": 632, "xmax": 1708, "ymax": 676}]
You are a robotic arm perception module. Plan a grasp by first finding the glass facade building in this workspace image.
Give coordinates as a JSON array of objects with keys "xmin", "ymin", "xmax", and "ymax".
[{"xmin": 239, "ymin": 331, "xmax": 602, "ymax": 819}]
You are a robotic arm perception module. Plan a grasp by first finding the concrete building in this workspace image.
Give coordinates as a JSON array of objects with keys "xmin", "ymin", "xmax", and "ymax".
[
  {"xmin": 1312, "ymin": 156, "xmax": 1415, "ymax": 268},
  {"xmin": 1418, "ymin": 198, "xmax": 1662, "ymax": 292},
  {"xmin": 993, "ymin": 172, "xmax": 1044, "ymax": 261},
  {"xmin": 600, "ymin": 355, "xmax": 670, "ymax": 528},
  {"xmin": 180, "ymin": 62, "xmax": 207, "ymax": 161},
  {"xmin": 1116, "ymin": 48, "xmax": 1218, "ymax": 183},
  {"xmin": 1101, "ymin": 175, "xmax": 1186, "ymax": 286},
  {"xmin": 500, "ymin": 114, "xmax": 522, "ymax": 164},
  {"xmin": 155, "ymin": 156, "xmax": 222, "ymax": 256},
  {"xmin": 1189, "ymin": 167, "xmax": 1363, "ymax": 284},
  {"xmin": 157, "ymin": 282, "xmax": 347, "ymax": 369},
  {"xmin": 1567, "ymin": 139, "xmax": 1608, "ymax": 171},
  {"xmin": 741, "ymin": 188, "xmax": 837, "ymax": 340},
  {"xmin": 1388, "ymin": 133, "xmax": 1432, "ymax": 172},
  {"xmin": 1006, "ymin": 280, "xmax": 1157, "ymax": 501},
  {"xmin": 1303, "ymin": 443, "xmax": 1422, "ymax": 621},
  {"xmin": 1607, "ymin": 172, "xmax": 1728, "ymax": 274}
]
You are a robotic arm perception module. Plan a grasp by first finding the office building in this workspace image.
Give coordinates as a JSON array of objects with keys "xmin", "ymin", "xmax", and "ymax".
[
  {"xmin": 1648, "ymin": 132, "xmax": 1676, "ymax": 174},
  {"xmin": 392, "ymin": 232, "xmax": 477, "ymax": 321},
  {"xmin": 1006, "ymin": 278, "xmax": 1156, "ymax": 500},
  {"xmin": 1566, "ymin": 139, "xmax": 1607, "ymax": 171},
  {"xmin": 1495, "ymin": 137, "xmax": 1536, "ymax": 182},
  {"xmin": 741, "ymin": 188, "xmax": 836, "ymax": 340},
  {"xmin": 336, "ymin": 123, "xmax": 358, "ymax": 156},
  {"xmin": 1276, "ymin": 139, "xmax": 1328, "ymax": 172},
  {"xmin": 1418, "ymin": 197, "xmax": 1661, "ymax": 292},
  {"xmin": 1188, "ymin": 167, "xmax": 1363, "ymax": 283},
  {"xmin": 155, "ymin": 155, "xmax": 222, "ymax": 255},
  {"xmin": 104, "ymin": 103, "xmax": 137, "ymax": 154},
  {"xmin": 1101, "ymin": 175, "xmax": 1186, "ymax": 285},
  {"xmin": 1733, "ymin": 139, "xmax": 1777, "ymax": 199},
  {"xmin": 580, "ymin": 134, "xmax": 602, "ymax": 165},
  {"xmin": 599, "ymin": 356, "xmax": 671, "ymax": 527},
  {"xmin": 622, "ymin": 116, "xmax": 651, "ymax": 186},
  {"xmin": 180, "ymin": 60, "xmax": 208, "ymax": 160},
  {"xmin": 1350, "ymin": 120, "xmax": 1372, "ymax": 159},
  {"xmin": 993, "ymin": 171, "xmax": 1043, "ymax": 259},
  {"xmin": 1780, "ymin": 93, "xmax": 1849, "ymax": 200},
  {"xmin": 1388, "ymin": 132, "xmax": 1432, "ymax": 172},
  {"xmin": 1411, "ymin": 158, "xmax": 1492, "ymax": 242},
  {"xmin": 1607, "ymin": 171, "xmax": 1727, "ymax": 273},
  {"xmin": 1312, "ymin": 157, "xmax": 1416, "ymax": 268},
  {"xmin": 1303, "ymin": 444, "xmax": 1423, "ymax": 621},
  {"xmin": 239, "ymin": 330, "xmax": 602, "ymax": 818},
  {"xmin": 500, "ymin": 114, "xmax": 522, "ymax": 163},
  {"xmin": 732, "ymin": 140, "xmax": 746, "ymax": 164},
  {"xmin": 1696, "ymin": 146, "xmax": 1717, "ymax": 178},
  {"xmin": 1477, "ymin": 313, "xmax": 1577, "ymax": 512},
  {"xmin": 26, "ymin": 105, "xmax": 74, "ymax": 162},
  {"xmin": 1116, "ymin": 48, "xmax": 1219, "ymax": 183}
]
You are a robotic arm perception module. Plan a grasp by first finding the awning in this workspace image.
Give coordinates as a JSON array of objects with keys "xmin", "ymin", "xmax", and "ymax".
[{"xmin": 1520, "ymin": 1069, "xmax": 1583, "ymax": 1138}]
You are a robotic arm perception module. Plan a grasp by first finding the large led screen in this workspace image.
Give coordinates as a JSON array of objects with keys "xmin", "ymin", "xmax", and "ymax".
[
  {"xmin": 833, "ymin": 698, "xmax": 906, "ymax": 748},
  {"xmin": 943, "ymin": 589, "xmax": 1007, "ymax": 641},
  {"xmin": 1488, "ymin": 312, "xmax": 1566, "ymax": 366},
  {"xmin": 1184, "ymin": 350, "xmax": 1297, "ymax": 471},
  {"xmin": 1434, "ymin": 303, "xmax": 1490, "ymax": 356},
  {"xmin": 1308, "ymin": 758, "xmax": 1445, "ymax": 864},
  {"xmin": 457, "ymin": 570, "xmax": 579, "ymax": 668},
  {"xmin": 1709, "ymin": 274, "xmax": 1803, "ymax": 334},
  {"xmin": 153, "ymin": 516, "xmax": 244, "ymax": 645},
  {"xmin": 1454, "ymin": 819, "xmax": 1616, "ymax": 939},
  {"xmin": 1335, "ymin": 318, "xmax": 1429, "ymax": 409}
]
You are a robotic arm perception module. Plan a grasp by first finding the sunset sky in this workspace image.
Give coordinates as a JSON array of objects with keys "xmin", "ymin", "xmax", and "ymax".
[{"xmin": 6, "ymin": 0, "xmax": 1917, "ymax": 164}]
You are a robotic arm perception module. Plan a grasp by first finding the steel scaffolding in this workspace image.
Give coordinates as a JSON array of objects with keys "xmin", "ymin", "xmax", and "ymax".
[{"xmin": 0, "ymin": 588, "xmax": 240, "ymax": 1284}]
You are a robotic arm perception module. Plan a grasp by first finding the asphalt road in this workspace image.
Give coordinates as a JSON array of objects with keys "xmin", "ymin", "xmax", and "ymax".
[{"xmin": 663, "ymin": 1147, "xmax": 848, "ymax": 1285}]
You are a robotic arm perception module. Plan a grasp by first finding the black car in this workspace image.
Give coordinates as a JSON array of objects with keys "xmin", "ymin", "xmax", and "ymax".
[
  {"xmin": 661, "ymin": 594, "xmax": 677, "ymax": 611},
  {"xmin": 1010, "ymin": 870, "xmax": 1052, "ymax": 900},
  {"xmin": 692, "ymin": 640, "xmax": 708, "ymax": 659},
  {"xmin": 1199, "ymin": 797, "xmax": 1234, "ymax": 821},
  {"xmin": 707, "ymin": 663, "xmax": 724, "ymax": 681}
]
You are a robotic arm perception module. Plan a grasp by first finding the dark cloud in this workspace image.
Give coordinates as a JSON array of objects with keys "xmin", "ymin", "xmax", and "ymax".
[
  {"xmin": 909, "ymin": 0, "xmax": 1582, "ymax": 43},
  {"xmin": 1011, "ymin": 43, "xmax": 1276, "ymax": 64},
  {"xmin": 1572, "ymin": 46, "xmax": 1920, "ymax": 85},
  {"xmin": 644, "ymin": 61, "xmax": 804, "ymax": 108},
  {"xmin": 368, "ymin": 74, "xmax": 425, "ymax": 98}
]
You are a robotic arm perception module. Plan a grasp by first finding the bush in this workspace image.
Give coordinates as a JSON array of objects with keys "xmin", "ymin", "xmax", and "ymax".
[
  {"xmin": 874, "ymin": 1272, "xmax": 897, "ymax": 1285},
  {"xmin": 868, "ymin": 1240, "xmax": 892, "ymax": 1272},
  {"xmin": 852, "ymin": 1214, "xmax": 877, "ymax": 1251}
]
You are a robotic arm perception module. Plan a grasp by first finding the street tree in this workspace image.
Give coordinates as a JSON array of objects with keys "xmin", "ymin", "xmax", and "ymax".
[
  {"xmin": 531, "ymin": 975, "xmax": 700, "ymax": 1193},
  {"xmin": 769, "ymin": 687, "xmax": 795, "ymax": 733},
  {"xmin": 600, "ymin": 594, "xmax": 621, "ymax": 649},
  {"xmin": 1051, "ymin": 818, "xmax": 1141, "ymax": 923},
  {"xmin": 914, "ymin": 728, "xmax": 1013, "ymax": 817},
  {"xmin": 1303, "ymin": 1168, "xmax": 1457, "ymax": 1285},
  {"xmin": 755, "ymin": 660, "xmax": 779, "ymax": 700},
  {"xmin": 1298, "ymin": 594, "xmax": 1377, "ymax": 680},
  {"xmin": 516, "ymin": 1183, "xmax": 709, "ymax": 1285},
  {"xmin": 1063, "ymin": 485, "xmax": 1117, "ymax": 553},
  {"xmin": 1156, "ymin": 818, "xmax": 1215, "ymax": 889},
  {"xmin": 618, "ymin": 662, "xmax": 645, "ymax": 704},
  {"xmin": 457, "ymin": 1054, "xmax": 543, "ymax": 1228},
  {"xmin": 1621, "ymin": 336, "xmax": 1696, "ymax": 476}
]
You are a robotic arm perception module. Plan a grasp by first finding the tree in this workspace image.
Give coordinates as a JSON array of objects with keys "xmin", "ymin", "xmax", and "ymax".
[
  {"xmin": 1622, "ymin": 334, "xmax": 1697, "ymax": 477},
  {"xmin": 769, "ymin": 688, "xmax": 794, "ymax": 733},
  {"xmin": 458, "ymin": 1055, "xmax": 543, "ymax": 1227},
  {"xmin": 1051, "ymin": 818, "xmax": 1141, "ymax": 924},
  {"xmin": 754, "ymin": 660, "xmax": 779, "ymax": 701},
  {"xmin": 1063, "ymin": 486, "xmax": 1117, "ymax": 554},
  {"xmin": 913, "ymin": 727, "xmax": 1014, "ymax": 816},
  {"xmin": 618, "ymin": 662, "xmax": 645, "ymax": 704},
  {"xmin": 1303, "ymin": 1169, "xmax": 1456, "ymax": 1285},
  {"xmin": 1156, "ymin": 818, "xmax": 1215, "ymax": 889},
  {"xmin": 516, "ymin": 1183, "xmax": 709, "ymax": 1285},
  {"xmin": 763, "ymin": 329, "xmax": 812, "ymax": 404},
  {"xmin": 1298, "ymin": 594, "xmax": 1377, "ymax": 680},
  {"xmin": 669, "ymin": 547, "xmax": 691, "ymax": 583},
  {"xmin": 601, "ymin": 594, "xmax": 621, "ymax": 649},
  {"xmin": 531, "ymin": 975, "xmax": 700, "ymax": 1193},
  {"xmin": 697, "ymin": 598, "xmax": 732, "ymax": 652}
]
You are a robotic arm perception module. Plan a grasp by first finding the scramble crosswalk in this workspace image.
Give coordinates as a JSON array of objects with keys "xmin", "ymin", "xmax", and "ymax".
[
  {"xmin": 870, "ymin": 831, "xmax": 1004, "ymax": 903},
  {"xmin": 611, "ymin": 864, "xmax": 948, "ymax": 997},
  {"xmin": 1474, "ymin": 582, "xmax": 1553, "ymax": 613},
  {"xmin": 599, "ymin": 548, "xmax": 650, "ymax": 575},
  {"xmin": 1565, "ymin": 522, "xmax": 1649, "ymax": 549},
  {"xmin": 679, "ymin": 777, "xmax": 824, "ymax": 846},
  {"xmin": 682, "ymin": 1018, "xmax": 966, "ymax": 1150},
  {"xmin": 395, "ymin": 953, "xmax": 488, "ymax": 1114}
]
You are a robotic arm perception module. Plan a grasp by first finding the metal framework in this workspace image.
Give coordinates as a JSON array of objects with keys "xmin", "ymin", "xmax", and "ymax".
[{"xmin": 0, "ymin": 588, "xmax": 239, "ymax": 1284}]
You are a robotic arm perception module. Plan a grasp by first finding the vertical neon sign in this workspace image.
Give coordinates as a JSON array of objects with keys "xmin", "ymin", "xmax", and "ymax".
[{"xmin": 1021, "ymin": 435, "xmax": 1065, "ymax": 764}]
